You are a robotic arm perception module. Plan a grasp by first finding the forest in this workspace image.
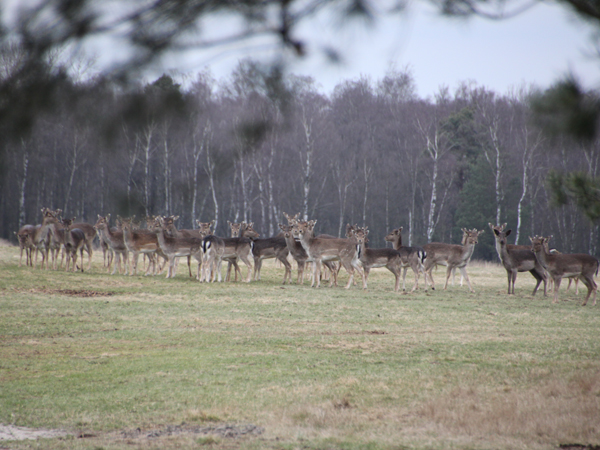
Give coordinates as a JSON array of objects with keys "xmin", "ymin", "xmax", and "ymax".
[{"xmin": 1, "ymin": 55, "xmax": 598, "ymax": 261}]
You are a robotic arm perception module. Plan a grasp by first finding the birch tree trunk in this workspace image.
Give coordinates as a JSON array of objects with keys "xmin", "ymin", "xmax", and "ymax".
[
  {"xmin": 163, "ymin": 134, "xmax": 171, "ymax": 215},
  {"xmin": 205, "ymin": 141, "xmax": 219, "ymax": 231},
  {"xmin": 142, "ymin": 124, "xmax": 155, "ymax": 218},
  {"xmin": 18, "ymin": 140, "xmax": 28, "ymax": 228},
  {"xmin": 482, "ymin": 119, "xmax": 503, "ymax": 226},
  {"xmin": 515, "ymin": 127, "xmax": 543, "ymax": 245},
  {"xmin": 298, "ymin": 105, "xmax": 316, "ymax": 221}
]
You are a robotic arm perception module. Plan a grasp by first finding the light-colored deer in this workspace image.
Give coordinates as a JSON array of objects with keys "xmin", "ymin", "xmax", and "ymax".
[
  {"xmin": 491, "ymin": 227, "xmax": 547, "ymax": 295},
  {"xmin": 353, "ymin": 227, "xmax": 402, "ymax": 292},
  {"xmin": 530, "ymin": 236, "xmax": 598, "ymax": 305},
  {"xmin": 293, "ymin": 220, "xmax": 361, "ymax": 289},
  {"xmin": 384, "ymin": 227, "xmax": 427, "ymax": 292},
  {"xmin": 93, "ymin": 215, "xmax": 129, "ymax": 275},
  {"xmin": 423, "ymin": 228, "xmax": 484, "ymax": 292}
]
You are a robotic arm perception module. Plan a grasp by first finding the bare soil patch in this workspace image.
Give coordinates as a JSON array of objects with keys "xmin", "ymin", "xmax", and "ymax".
[
  {"xmin": 13, "ymin": 288, "xmax": 115, "ymax": 297},
  {"xmin": 120, "ymin": 423, "xmax": 264, "ymax": 440},
  {"xmin": 0, "ymin": 424, "xmax": 68, "ymax": 441}
]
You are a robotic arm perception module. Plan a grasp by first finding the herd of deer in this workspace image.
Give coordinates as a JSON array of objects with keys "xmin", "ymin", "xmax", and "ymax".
[{"xmin": 14, "ymin": 208, "xmax": 599, "ymax": 306}]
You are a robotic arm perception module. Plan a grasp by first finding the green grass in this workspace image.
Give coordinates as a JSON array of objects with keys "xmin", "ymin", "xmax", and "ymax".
[{"xmin": 1, "ymin": 246, "xmax": 599, "ymax": 449}]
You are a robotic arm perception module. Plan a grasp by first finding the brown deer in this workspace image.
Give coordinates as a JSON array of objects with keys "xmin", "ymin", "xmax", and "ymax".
[
  {"xmin": 152, "ymin": 216, "xmax": 203, "ymax": 279},
  {"xmin": 423, "ymin": 228, "xmax": 484, "ymax": 292},
  {"xmin": 279, "ymin": 224, "xmax": 308, "ymax": 284},
  {"xmin": 220, "ymin": 222, "xmax": 256, "ymax": 282},
  {"xmin": 530, "ymin": 236, "xmax": 598, "ymax": 305},
  {"xmin": 28, "ymin": 207, "xmax": 60, "ymax": 269},
  {"xmin": 121, "ymin": 217, "xmax": 166, "ymax": 276},
  {"xmin": 384, "ymin": 227, "xmax": 428, "ymax": 292},
  {"xmin": 353, "ymin": 227, "xmax": 402, "ymax": 292},
  {"xmin": 492, "ymin": 227, "xmax": 547, "ymax": 295},
  {"xmin": 249, "ymin": 224, "xmax": 292, "ymax": 284},
  {"xmin": 293, "ymin": 220, "xmax": 361, "ymax": 289},
  {"xmin": 62, "ymin": 220, "xmax": 86, "ymax": 272},
  {"xmin": 284, "ymin": 212, "xmax": 339, "ymax": 285},
  {"xmin": 40, "ymin": 209, "xmax": 70, "ymax": 270},
  {"xmin": 15, "ymin": 224, "xmax": 36, "ymax": 267},
  {"xmin": 93, "ymin": 215, "xmax": 129, "ymax": 275},
  {"xmin": 64, "ymin": 218, "xmax": 96, "ymax": 270}
]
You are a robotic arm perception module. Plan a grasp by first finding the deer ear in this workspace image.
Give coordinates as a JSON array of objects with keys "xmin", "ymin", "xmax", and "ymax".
[
  {"xmin": 494, "ymin": 229, "xmax": 500, "ymax": 236},
  {"xmin": 506, "ymin": 229, "xmax": 512, "ymax": 237}
]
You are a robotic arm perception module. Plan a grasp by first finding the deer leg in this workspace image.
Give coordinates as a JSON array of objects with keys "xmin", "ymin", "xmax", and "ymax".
[
  {"xmin": 580, "ymin": 276, "xmax": 596, "ymax": 306},
  {"xmin": 254, "ymin": 258, "xmax": 263, "ymax": 281},
  {"xmin": 297, "ymin": 261, "xmax": 305, "ymax": 284},
  {"xmin": 86, "ymin": 242, "xmax": 92, "ymax": 270},
  {"xmin": 443, "ymin": 266, "xmax": 454, "ymax": 290},
  {"xmin": 279, "ymin": 256, "xmax": 292, "ymax": 284},
  {"xmin": 530, "ymin": 269, "xmax": 543, "ymax": 296},
  {"xmin": 312, "ymin": 260, "xmax": 320, "ymax": 288},
  {"xmin": 362, "ymin": 266, "xmax": 370, "ymax": 290},
  {"xmin": 409, "ymin": 262, "xmax": 420, "ymax": 292},
  {"xmin": 552, "ymin": 277, "xmax": 562, "ymax": 303}
]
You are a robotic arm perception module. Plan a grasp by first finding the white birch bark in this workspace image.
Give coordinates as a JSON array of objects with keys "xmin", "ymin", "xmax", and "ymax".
[
  {"xmin": 18, "ymin": 140, "xmax": 28, "ymax": 228},
  {"xmin": 205, "ymin": 140, "xmax": 219, "ymax": 231}
]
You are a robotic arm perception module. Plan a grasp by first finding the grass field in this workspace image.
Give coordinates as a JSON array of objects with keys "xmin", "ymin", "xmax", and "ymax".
[{"xmin": 1, "ymin": 243, "xmax": 599, "ymax": 450}]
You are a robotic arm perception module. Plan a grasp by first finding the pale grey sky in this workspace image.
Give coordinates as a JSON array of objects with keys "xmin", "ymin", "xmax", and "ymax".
[
  {"xmin": 5, "ymin": 0, "xmax": 595, "ymax": 98},
  {"xmin": 155, "ymin": 1, "xmax": 599, "ymax": 99}
]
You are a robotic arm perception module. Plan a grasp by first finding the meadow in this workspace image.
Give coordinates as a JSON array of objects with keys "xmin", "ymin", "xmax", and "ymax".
[{"xmin": 1, "ymin": 243, "xmax": 599, "ymax": 450}]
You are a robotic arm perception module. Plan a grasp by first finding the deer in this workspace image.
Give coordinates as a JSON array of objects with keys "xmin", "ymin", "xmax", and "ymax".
[
  {"xmin": 39, "ymin": 208, "xmax": 70, "ymax": 270},
  {"xmin": 384, "ymin": 227, "xmax": 428, "ymax": 292},
  {"xmin": 159, "ymin": 215, "xmax": 200, "ymax": 277},
  {"xmin": 491, "ymin": 227, "xmax": 547, "ymax": 295},
  {"xmin": 293, "ymin": 219, "xmax": 361, "ymax": 289},
  {"xmin": 62, "ymin": 220, "xmax": 86, "ymax": 272},
  {"xmin": 353, "ymin": 227, "xmax": 402, "ymax": 292},
  {"xmin": 121, "ymin": 217, "xmax": 166, "ymax": 276},
  {"xmin": 63, "ymin": 218, "xmax": 96, "ymax": 270},
  {"xmin": 423, "ymin": 228, "xmax": 484, "ymax": 293},
  {"xmin": 28, "ymin": 207, "xmax": 61, "ymax": 269},
  {"xmin": 249, "ymin": 224, "xmax": 292, "ymax": 284},
  {"xmin": 530, "ymin": 236, "xmax": 598, "ymax": 305},
  {"xmin": 284, "ymin": 212, "xmax": 339, "ymax": 286},
  {"xmin": 224, "ymin": 221, "xmax": 245, "ymax": 282},
  {"xmin": 151, "ymin": 216, "xmax": 204, "ymax": 279},
  {"xmin": 15, "ymin": 224, "xmax": 36, "ymax": 267},
  {"xmin": 93, "ymin": 215, "xmax": 129, "ymax": 275},
  {"xmin": 219, "ymin": 223, "xmax": 256, "ymax": 283},
  {"xmin": 279, "ymin": 224, "xmax": 308, "ymax": 284}
]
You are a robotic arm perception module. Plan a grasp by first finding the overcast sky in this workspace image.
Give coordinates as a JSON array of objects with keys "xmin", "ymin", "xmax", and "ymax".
[{"xmin": 152, "ymin": 1, "xmax": 599, "ymax": 99}]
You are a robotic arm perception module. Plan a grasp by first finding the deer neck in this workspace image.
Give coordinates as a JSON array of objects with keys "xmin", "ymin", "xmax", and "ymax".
[
  {"xmin": 459, "ymin": 241, "xmax": 476, "ymax": 264},
  {"xmin": 532, "ymin": 245, "xmax": 551, "ymax": 269}
]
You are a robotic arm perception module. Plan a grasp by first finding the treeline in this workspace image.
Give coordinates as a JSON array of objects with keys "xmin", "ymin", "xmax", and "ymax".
[{"xmin": 1, "ymin": 60, "xmax": 598, "ymax": 260}]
